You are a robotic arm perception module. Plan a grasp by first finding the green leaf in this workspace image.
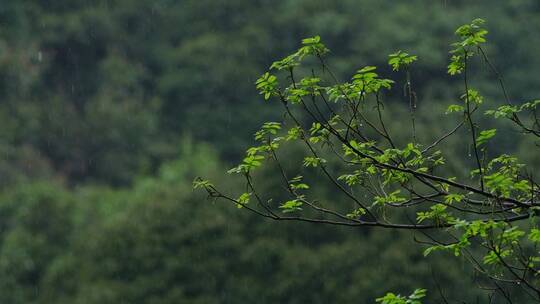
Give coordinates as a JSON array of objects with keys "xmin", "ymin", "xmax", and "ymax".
[
  {"xmin": 289, "ymin": 175, "xmax": 310, "ymax": 190},
  {"xmin": 376, "ymin": 288, "xmax": 426, "ymax": 304},
  {"xmin": 388, "ymin": 50, "xmax": 418, "ymax": 71},
  {"xmin": 529, "ymin": 228, "xmax": 540, "ymax": 243},
  {"xmin": 446, "ymin": 104, "xmax": 464, "ymax": 114},
  {"xmin": 476, "ymin": 129, "xmax": 496, "ymax": 147},
  {"xmin": 193, "ymin": 178, "xmax": 213, "ymax": 190},
  {"xmin": 444, "ymin": 193, "xmax": 464, "ymax": 204},
  {"xmin": 303, "ymin": 156, "xmax": 326, "ymax": 167},
  {"xmin": 460, "ymin": 89, "xmax": 483, "ymax": 105},
  {"xmin": 255, "ymin": 72, "xmax": 279, "ymax": 100},
  {"xmin": 236, "ymin": 192, "xmax": 252, "ymax": 208},
  {"xmin": 279, "ymin": 199, "xmax": 303, "ymax": 213}
]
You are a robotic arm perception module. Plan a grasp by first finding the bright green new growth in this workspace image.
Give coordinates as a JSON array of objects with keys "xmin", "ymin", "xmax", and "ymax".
[
  {"xmin": 388, "ymin": 50, "xmax": 418, "ymax": 71},
  {"xmin": 376, "ymin": 288, "xmax": 427, "ymax": 304},
  {"xmin": 195, "ymin": 18, "xmax": 540, "ymax": 302}
]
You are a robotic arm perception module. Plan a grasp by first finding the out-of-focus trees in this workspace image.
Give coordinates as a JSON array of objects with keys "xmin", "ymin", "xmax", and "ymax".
[
  {"xmin": 0, "ymin": 142, "xmax": 487, "ymax": 303},
  {"xmin": 1, "ymin": 0, "xmax": 540, "ymax": 185}
]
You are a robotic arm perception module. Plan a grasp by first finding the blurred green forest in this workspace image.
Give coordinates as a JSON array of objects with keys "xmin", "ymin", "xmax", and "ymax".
[{"xmin": 0, "ymin": 0, "xmax": 539, "ymax": 302}]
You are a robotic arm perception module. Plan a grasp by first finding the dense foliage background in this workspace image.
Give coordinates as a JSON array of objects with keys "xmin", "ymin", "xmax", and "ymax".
[{"xmin": 0, "ymin": 0, "xmax": 539, "ymax": 302}]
